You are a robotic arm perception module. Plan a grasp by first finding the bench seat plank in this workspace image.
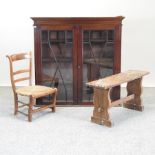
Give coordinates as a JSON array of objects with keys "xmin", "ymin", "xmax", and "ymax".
[{"xmin": 87, "ymin": 70, "xmax": 149, "ymax": 89}]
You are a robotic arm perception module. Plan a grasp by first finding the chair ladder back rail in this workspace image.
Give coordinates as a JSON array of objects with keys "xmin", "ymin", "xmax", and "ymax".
[
  {"xmin": 14, "ymin": 77, "xmax": 31, "ymax": 83},
  {"xmin": 10, "ymin": 52, "xmax": 31, "ymax": 61},
  {"xmin": 13, "ymin": 69, "xmax": 30, "ymax": 75}
]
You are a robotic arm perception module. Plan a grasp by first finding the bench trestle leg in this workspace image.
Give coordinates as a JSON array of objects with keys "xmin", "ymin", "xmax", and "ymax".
[
  {"xmin": 91, "ymin": 88, "xmax": 112, "ymax": 127},
  {"xmin": 124, "ymin": 78, "xmax": 144, "ymax": 111}
]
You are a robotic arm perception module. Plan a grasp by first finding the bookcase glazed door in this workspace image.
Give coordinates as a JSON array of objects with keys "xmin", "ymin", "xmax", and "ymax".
[
  {"xmin": 41, "ymin": 30, "xmax": 75, "ymax": 104},
  {"xmin": 82, "ymin": 29, "xmax": 115, "ymax": 103}
]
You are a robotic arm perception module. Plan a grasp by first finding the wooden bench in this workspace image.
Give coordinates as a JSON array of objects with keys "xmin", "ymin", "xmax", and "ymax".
[{"xmin": 86, "ymin": 70, "xmax": 149, "ymax": 127}]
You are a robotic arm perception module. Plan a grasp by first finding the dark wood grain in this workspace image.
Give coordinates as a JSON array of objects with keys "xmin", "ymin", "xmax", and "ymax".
[{"xmin": 31, "ymin": 17, "xmax": 124, "ymax": 105}]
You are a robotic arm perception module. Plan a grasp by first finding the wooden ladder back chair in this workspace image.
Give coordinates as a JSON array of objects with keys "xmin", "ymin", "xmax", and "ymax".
[{"xmin": 6, "ymin": 52, "xmax": 57, "ymax": 122}]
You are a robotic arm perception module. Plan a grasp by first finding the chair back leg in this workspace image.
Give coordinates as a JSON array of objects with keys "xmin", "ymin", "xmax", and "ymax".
[
  {"xmin": 51, "ymin": 90, "xmax": 57, "ymax": 112},
  {"xmin": 14, "ymin": 93, "xmax": 18, "ymax": 115}
]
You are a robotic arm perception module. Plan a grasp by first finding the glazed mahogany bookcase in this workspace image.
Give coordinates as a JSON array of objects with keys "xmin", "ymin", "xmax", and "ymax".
[{"xmin": 31, "ymin": 16, "xmax": 124, "ymax": 105}]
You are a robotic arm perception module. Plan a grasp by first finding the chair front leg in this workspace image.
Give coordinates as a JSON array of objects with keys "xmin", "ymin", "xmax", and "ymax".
[{"xmin": 28, "ymin": 96, "xmax": 34, "ymax": 122}]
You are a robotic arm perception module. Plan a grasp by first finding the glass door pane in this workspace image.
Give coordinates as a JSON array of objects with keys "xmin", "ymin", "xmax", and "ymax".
[
  {"xmin": 41, "ymin": 30, "xmax": 73, "ymax": 103},
  {"xmin": 82, "ymin": 30, "xmax": 114, "ymax": 102}
]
